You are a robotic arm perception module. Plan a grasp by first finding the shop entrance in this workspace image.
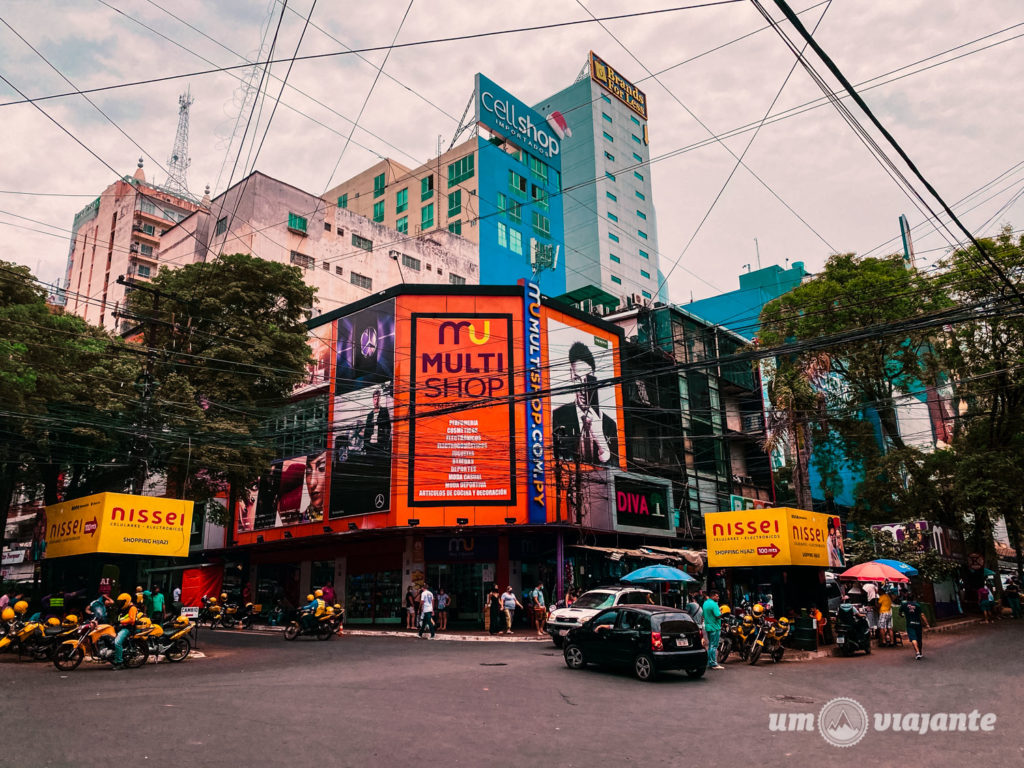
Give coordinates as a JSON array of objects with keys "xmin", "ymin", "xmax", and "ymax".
[
  {"xmin": 427, "ymin": 562, "xmax": 492, "ymax": 628},
  {"xmin": 256, "ymin": 563, "xmax": 301, "ymax": 612}
]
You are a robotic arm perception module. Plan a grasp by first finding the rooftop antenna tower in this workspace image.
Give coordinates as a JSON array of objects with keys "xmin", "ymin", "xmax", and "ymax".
[{"xmin": 164, "ymin": 87, "xmax": 194, "ymax": 195}]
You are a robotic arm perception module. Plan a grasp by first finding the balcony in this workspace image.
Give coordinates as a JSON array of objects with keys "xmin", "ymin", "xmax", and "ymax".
[{"xmin": 132, "ymin": 223, "xmax": 160, "ymax": 244}]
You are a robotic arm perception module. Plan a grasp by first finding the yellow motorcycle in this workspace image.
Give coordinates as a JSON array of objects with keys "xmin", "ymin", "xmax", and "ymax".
[
  {"xmin": 284, "ymin": 609, "xmax": 334, "ymax": 641},
  {"xmin": 53, "ymin": 620, "xmax": 149, "ymax": 670},
  {"xmin": 749, "ymin": 617, "xmax": 791, "ymax": 665},
  {"xmin": 139, "ymin": 616, "xmax": 194, "ymax": 662},
  {"xmin": 0, "ymin": 602, "xmax": 48, "ymax": 660}
]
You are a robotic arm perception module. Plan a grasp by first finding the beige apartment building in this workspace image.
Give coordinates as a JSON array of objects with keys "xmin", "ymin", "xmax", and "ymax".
[
  {"xmin": 159, "ymin": 171, "xmax": 479, "ymax": 315},
  {"xmin": 63, "ymin": 160, "xmax": 200, "ymax": 330},
  {"xmin": 324, "ymin": 139, "xmax": 480, "ymax": 246}
]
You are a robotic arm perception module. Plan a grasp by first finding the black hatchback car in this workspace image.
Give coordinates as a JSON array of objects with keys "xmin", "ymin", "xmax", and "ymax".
[{"xmin": 563, "ymin": 605, "xmax": 708, "ymax": 681}]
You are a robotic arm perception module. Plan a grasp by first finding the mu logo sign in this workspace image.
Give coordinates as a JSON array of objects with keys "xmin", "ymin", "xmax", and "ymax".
[{"xmin": 438, "ymin": 320, "xmax": 491, "ymax": 345}]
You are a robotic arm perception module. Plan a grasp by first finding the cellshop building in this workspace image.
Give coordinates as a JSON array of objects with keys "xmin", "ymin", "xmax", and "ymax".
[{"xmin": 217, "ymin": 284, "xmax": 694, "ymax": 627}]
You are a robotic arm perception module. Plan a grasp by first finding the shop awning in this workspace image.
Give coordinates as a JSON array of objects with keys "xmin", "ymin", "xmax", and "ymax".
[
  {"xmin": 638, "ymin": 546, "xmax": 706, "ymax": 572},
  {"xmin": 569, "ymin": 545, "xmax": 675, "ymax": 563}
]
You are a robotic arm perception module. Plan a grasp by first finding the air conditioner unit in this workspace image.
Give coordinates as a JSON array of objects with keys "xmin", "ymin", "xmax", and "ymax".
[
  {"xmin": 628, "ymin": 292, "xmax": 643, "ymax": 307},
  {"xmin": 580, "ymin": 298, "xmax": 595, "ymax": 315}
]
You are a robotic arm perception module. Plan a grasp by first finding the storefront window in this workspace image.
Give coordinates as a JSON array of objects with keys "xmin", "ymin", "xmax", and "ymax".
[
  {"xmin": 346, "ymin": 570, "xmax": 401, "ymax": 624},
  {"xmin": 311, "ymin": 560, "xmax": 334, "ymax": 593}
]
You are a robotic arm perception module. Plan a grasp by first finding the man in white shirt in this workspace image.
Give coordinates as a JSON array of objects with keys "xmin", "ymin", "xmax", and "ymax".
[
  {"xmin": 172, "ymin": 586, "xmax": 182, "ymax": 615},
  {"xmin": 863, "ymin": 581, "xmax": 878, "ymax": 634},
  {"xmin": 418, "ymin": 585, "xmax": 436, "ymax": 639}
]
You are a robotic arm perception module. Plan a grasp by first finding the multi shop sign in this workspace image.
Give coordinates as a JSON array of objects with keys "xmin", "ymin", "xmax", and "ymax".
[
  {"xmin": 476, "ymin": 73, "xmax": 562, "ymax": 162},
  {"xmin": 589, "ymin": 51, "xmax": 648, "ymax": 121}
]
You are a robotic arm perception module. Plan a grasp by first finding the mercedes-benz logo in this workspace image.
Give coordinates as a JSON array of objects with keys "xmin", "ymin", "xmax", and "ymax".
[
  {"xmin": 374, "ymin": 493, "xmax": 385, "ymax": 509},
  {"xmin": 818, "ymin": 697, "xmax": 868, "ymax": 748},
  {"xmin": 360, "ymin": 328, "xmax": 378, "ymax": 358}
]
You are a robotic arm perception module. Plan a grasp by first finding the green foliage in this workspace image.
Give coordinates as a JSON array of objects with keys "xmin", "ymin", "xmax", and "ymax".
[{"xmin": 844, "ymin": 527, "xmax": 960, "ymax": 582}]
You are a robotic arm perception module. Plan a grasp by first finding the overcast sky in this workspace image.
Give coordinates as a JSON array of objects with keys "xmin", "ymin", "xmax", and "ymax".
[{"xmin": 1, "ymin": 0, "xmax": 1022, "ymax": 306}]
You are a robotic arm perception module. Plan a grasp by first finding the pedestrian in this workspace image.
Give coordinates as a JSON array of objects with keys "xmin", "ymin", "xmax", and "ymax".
[
  {"xmin": 0, "ymin": 589, "xmax": 11, "ymax": 611},
  {"xmin": 863, "ymin": 581, "xmax": 879, "ymax": 637},
  {"xmin": 684, "ymin": 592, "xmax": 704, "ymax": 627},
  {"xmin": 1004, "ymin": 578, "xmax": 1021, "ymax": 619},
  {"xmin": 501, "ymin": 586, "xmax": 522, "ymax": 635},
  {"xmin": 172, "ymin": 585, "xmax": 182, "ymax": 616},
  {"xmin": 898, "ymin": 592, "xmax": 930, "ymax": 660},
  {"xmin": 486, "ymin": 584, "xmax": 503, "ymax": 634},
  {"xmin": 86, "ymin": 593, "xmax": 113, "ymax": 623},
  {"xmin": 404, "ymin": 586, "xmax": 416, "ymax": 630},
  {"xmin": 703, "ymin": 589, "xmax": 724, "ymax": 670},
  {"xmin": 977, "ymin": 583, "xmax": 994, "ymax": 623},
  {"xmin": 150, "ymin": 586, "xmax": 166, "ymax": 622},
  {"xmin": 322, "ymin": 582, "xmax": 335, "ymax": 605},
  {"xmin": 418, "ymin": 584, "xmax": 435, "ymax": 638},
  {"xmin": 436, "ymin": 588, "xmax": 450, "ymax": 631},
  {"xmin": 243, "ymin": 582, "xmax": 253, "ymax": 605},
  {"xmin": 877, "ymin": 585, "xmax": 895, "ymax": 646},
  {"xmin": 530, "ymin": 582, "xmax": 547, "ymax": 637}
]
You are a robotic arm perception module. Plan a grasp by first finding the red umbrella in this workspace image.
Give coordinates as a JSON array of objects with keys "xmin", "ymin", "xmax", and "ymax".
[{"xmin": 839, "ymin": 562, "xmax": 911, "ymax": 583}]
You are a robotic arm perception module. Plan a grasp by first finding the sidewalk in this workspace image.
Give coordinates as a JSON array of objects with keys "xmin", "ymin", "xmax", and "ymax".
[{"xmin": 216, "ymin": 624, "xmax": 552, "ymax": 642}]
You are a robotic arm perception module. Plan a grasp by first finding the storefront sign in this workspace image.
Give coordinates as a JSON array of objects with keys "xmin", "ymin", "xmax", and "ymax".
[
  {"xmin": 589, "ymin": 52, "xmax": 648, "ymax": 120},
  {"xmin": 44, "ymin": 493, "xmax": 193, "ymax": 559},
  {"xmin": 424, "ymin": 536, "xmax": 499, "ymax": 562},
  {"xmin": 408, "ymin": 313, "xmax": 516, "ymax": 506},
  {"xmin": 706, "ymin": 507, "xmax": 832, "ymax": 568},
  {"xmin": 613, "ymin": 475, "xmax": 672, "ymax": 532},
  {"xmin": 1, "ymin": 549, "xmax": 26, "ymax": 565},
  {"xmin": 523, "ymin": 281, "xmax": 547, "ymax": 524},
  {"xmin": 476, "ymin": 73, "xmax": 562, "ymax": 162}
]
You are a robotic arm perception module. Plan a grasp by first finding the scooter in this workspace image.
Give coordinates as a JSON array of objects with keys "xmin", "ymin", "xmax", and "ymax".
[{"xmin": 835, "ymin": 603, "xmax": 872, "ymax": 656}]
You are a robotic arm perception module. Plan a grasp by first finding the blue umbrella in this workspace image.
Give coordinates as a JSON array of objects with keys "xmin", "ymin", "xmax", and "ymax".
[
  {"xmin": 872, "ymin": 559, "xmax": 919, "ymax": 577},
  {"xmin": 621, "ymin": 564, "xmax": 697, "ymax": 583}
]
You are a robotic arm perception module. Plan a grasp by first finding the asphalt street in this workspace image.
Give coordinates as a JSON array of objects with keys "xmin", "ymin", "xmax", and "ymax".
[{"xmin": 0, "ymin": 621, "xmax": 1020, "ymax": 768}]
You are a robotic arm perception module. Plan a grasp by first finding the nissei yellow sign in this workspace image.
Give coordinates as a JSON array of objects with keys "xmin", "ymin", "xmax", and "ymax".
[
  {"xmin": 45, "ymin": 493, "xmax": 193, "ymax": 559},
  {"xmin": 706, "ymin": 507, "xmax": 830, "ymax": 567}
]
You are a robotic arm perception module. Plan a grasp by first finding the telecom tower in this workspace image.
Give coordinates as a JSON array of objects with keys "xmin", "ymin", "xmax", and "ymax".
[{"xmin": 164, "ymin": 88, "xmax": 194, "ymax": 196}]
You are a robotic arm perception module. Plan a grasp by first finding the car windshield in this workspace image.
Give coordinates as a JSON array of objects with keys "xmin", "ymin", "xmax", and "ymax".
[
  {"xmin": 572, "ymin": 592, "xmax": 616, "ymax": 610},
  {"xmin": 653, "ymin": 615, "xmax": 696, "ymax": 634}
]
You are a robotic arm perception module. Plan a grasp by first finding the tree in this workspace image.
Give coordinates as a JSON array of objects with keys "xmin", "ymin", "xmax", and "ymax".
[
  {"xmin": 0, "ymin": 261, "xmax": 140, "ymax": 547},
  {"xmin": 761, "ymin": 359, "xmax": 819, "ymax": 509},
  {"xmin": 123, "ymin": 253, "xmax": 315, "ymax": 516},
  {"xmin": 758, "ymin": 252, "xmax": 951, "ymax": 517}
]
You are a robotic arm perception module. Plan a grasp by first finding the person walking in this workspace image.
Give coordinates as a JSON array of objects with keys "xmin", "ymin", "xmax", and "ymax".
[
  {"xmin": 436, "ymin": 588, "xmax": 450, "ymax": 631},
  {"xmin": 486, "ymin": 584, "xmax": 503, "ymax": 635},
  {"xmin": 172, "ymin": 585, "xmax": 182, "ymax": 616},
  {"xmin": 877, "ymin": 586, "xmax": 895, "ymax": 646},
  {"xmin": 150, "ymin": 586, "xmax": 166, "ymax": 623},
  {"xmin": 530, "ymin": 582, "xmax": 547, "ymax": 637},
  {"xmin": 418, "ymin": 585, "xmax": 436, "ymax": 639},
  {"xmin": 899, "ymin": 593, "xmax": 930, "ymax": 660},
  {"xmin": 501, "ymin": 587, "xmax": 522, "ymax": 635},
  {"xmin": 863, "ymin": 581, "xmax": 879, "ymax": 638},
  {"xmin": 1004, "ymin": 578, "xmax": 1021, "ymax": 619},
  {"xmin": 977, "ymin": 583, "xmax": 994, "ymax": 623},
  {"xmin": 404, "ymin": 586, "xmax": 417, "ymax": 630},
  {"xmin": 703, "ymin": 590, "xmax": 725, "ymax": 670}
]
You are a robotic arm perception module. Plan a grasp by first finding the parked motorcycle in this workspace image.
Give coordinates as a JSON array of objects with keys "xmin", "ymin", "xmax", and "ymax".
[
  {"xmin": 53, "ymin": 620, "xmax": 149, "ymax": 670},
  {"xmin": 749, "ymin": 617, "xmax": 791, "ymax": 665},
  {"xmin": 283, "ymin": 609, "xmax": 334, "ymax": 641},
  {"xmin": 30, "ymin": 615, "xmax": 84, "ymax": 661},
  {"xmin": 716, "ymin": 609, "xmax": 744, "ymax": 663},
  {"xmin": 138, "ymin": 616, "xmax": 193, "ymax": 662},
  {"xmin": 0, "ymin": 602, "xmax": 48, "ymax": 660},
  {"xmin": 835, "ymin": 603, "xmax": 872, "ymax": 656},
  {"xmin": 198, "ymin": 596, "xmax": 223, "ymax": 628},
  {"xmin": 220, "ymin": 602, "xmax": 256, "ymax": 630}
]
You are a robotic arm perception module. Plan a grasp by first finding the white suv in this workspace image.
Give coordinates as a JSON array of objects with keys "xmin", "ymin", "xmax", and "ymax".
[{"xmin": 546, "ymin": 587, "xmax": 655, "ymax": 647}]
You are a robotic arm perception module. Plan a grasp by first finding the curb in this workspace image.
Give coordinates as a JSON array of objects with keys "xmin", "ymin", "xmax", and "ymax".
[{"xmin": 207, "ymin": 625, "xmax": 553, "ymax": 642}]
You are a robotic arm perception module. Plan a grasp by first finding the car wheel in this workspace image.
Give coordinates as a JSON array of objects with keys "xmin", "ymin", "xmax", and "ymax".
[
  {"xmin": 552, "ymin": 635, "xmax": 564, "ymax": 649},
  {"xmin": 686, "ymin": 667, "xmax": 706, "ymax": 679},
  {"xmin": 283, "ymin": 623, "xmax": 300, "ymax": 641},
  {"xmin": 563, "ymin": 644, "xmax": 586, "ymax": 669},
  {"xmin": 633, "ymin": 653, "xmax": 657, "ymax": 681}
]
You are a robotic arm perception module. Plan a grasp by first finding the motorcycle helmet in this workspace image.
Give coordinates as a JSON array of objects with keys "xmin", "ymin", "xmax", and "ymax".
[
  {"xmin": 14, "ymin": 600, "xmax": 29, "ymax": 615},
  {"xmin": 777, "ymin": 616, "xmax": 791, "ymax": 628},
  {"xmin": 63, "ymin": 614, "xmax": 79, "ymax": 627},
  {"xmin": 1, "ymin": 607, "xmax": 14, "ymax": 621},
  {"xmin": 149, "ymin": 624, "xmax": 164, "ymax": 637},
  {"xmin": 719, "ymin": 605, "xmax": 731, "ymax": 615},
  {"xmin": 333, "ymin": 604, "xmax": 342, "ymax": 611},
  {"xmin": 47, "ymin": 616, "xmax": 61, "ymax": 627},
  {"xmin": 208, "ymin": 597, "xmax": 217, "ymax": 605},
  {"xmin": 752, "ymin": 603, "xmax": 765, "ymax": 618},
  {"xmin": 245, "ymin": 603, "xmax": 253, "ymax": 609},
  {"xmin": 315, "ymin": 589, "xmax": 324, "ymax": 599},
  {"xmin": 741, "ymin": 614, "xmax": 754, "ymax": 627},
  {"xmin": 174, "ymin": 616, "xmax": 190, "ymax": 628},
  {"xmin": 307, "ymin": 594, "xmax": 315, "ymax": 603},
  {"xmin": 136, "ymin": 616, "xmax": 152, "ymax": 628},
  {"xmin": 220, "ymin": 593, "xmax": 228, "ymax": 601},
  {"xmin": 116, "ymin": 593, "xmax": 132, "ymax": 609}
]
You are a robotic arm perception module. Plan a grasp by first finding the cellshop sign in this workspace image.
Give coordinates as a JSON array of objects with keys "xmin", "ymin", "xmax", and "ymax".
[{"xmin": 476, "ymin": 74, "xmax": 562, "ymax": 164}]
